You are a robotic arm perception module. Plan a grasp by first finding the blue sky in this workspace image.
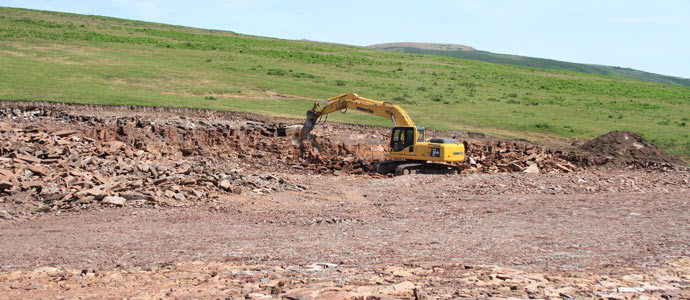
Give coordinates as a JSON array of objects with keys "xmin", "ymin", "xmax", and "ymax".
[{"xmin": 4, "ymin": 0, "xmax": 690, "ymax": 78}]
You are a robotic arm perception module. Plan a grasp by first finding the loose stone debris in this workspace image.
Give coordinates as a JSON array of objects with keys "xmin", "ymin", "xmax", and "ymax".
[
  {"xmin": 0, "ymin": 102, "xmax": 684, "ymax": 220},
  {"xmin": 1, "ymin": 258, "xmax": 688, "ymax": 299}
]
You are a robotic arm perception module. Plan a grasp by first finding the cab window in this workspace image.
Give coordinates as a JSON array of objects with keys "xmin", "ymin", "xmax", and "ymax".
[{"xmin": 390, "ymin": 127, "xmax": 415, "ymax": 152}]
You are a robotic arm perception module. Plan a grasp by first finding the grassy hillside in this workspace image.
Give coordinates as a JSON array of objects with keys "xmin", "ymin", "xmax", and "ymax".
[
  {"xmin": 369, "ymin": 45, "xmax": 690, "ymax": 87},
  {"xmin": 1, "ymin": 7, "xmax": 689, "ymax": 158}
]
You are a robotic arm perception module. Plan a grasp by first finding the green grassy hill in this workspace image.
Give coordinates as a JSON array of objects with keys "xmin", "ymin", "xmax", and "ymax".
[
  {"xmin": 368, "ymin": 44, "xmax": 690, "ymax": 87},
  {"xmin": 1, "ymin": 7, "xmax": 689, "ymax": 158}
]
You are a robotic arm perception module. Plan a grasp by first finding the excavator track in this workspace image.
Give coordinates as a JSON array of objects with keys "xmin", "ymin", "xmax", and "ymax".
[{"xmin": 376, "ymin": 160, "xmax": 462, "ymax": 176}]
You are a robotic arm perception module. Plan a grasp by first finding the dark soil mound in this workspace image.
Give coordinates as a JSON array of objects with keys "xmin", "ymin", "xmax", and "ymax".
[{"xmin": 579, "ymin": 131, "xmax": 683, "ymax": 165}]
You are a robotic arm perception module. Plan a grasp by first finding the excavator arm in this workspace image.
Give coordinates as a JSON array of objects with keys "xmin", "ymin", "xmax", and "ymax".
[{"xmin": 301, "ymin": 93, "xmax": 415, "ymax": 138}]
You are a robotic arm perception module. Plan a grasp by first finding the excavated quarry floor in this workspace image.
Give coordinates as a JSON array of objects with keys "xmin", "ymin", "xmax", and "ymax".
[{"xmin": 0, "ymin": 102, "xmax": 689, "ymax": 299}]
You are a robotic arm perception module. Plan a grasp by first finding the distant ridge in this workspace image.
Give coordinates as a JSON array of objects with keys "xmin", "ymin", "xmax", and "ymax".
[
  {"xmin": 368, "ymin": 42, "xmax": 690, "ymax": 86},
  {"xmin": 369, "ymin": 42, "xmax": 475, "ymax": 52}
]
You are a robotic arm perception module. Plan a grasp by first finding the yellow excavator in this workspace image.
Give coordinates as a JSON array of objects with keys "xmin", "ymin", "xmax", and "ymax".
[{"xmin": 300, "ymin": 93, "xmax": 467, "ymax": 175}]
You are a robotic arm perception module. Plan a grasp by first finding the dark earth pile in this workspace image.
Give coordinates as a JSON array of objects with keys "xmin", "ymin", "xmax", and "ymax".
[{"xmin": 579, "ymin": 130, "xmax": 684, "ymax": 166}]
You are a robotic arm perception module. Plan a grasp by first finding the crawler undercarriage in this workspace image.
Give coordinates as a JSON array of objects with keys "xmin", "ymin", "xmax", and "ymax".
[{"xmin": 375, "ymin": 160, "xmax": 462, "ymax": 175}]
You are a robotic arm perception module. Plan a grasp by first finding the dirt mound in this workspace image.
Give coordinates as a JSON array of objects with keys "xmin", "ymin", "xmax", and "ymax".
[{"xmin": 579, "ymin": 131, "xmax": 684, "ymax": 165}]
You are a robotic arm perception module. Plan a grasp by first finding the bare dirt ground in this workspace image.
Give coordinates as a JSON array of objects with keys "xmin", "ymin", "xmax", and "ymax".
[{"xmin": 0, "ymin": 102, "xmax": 688, "ymax": 299}]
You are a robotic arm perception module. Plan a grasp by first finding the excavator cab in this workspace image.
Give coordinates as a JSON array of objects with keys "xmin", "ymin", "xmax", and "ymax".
[
  {"xmin": 390, "ymin": 127, "xmax": 416, "ymax": 152},
  {"xmin": 390, "ymin": 126, "xmax": 428, "ymax": 152}
]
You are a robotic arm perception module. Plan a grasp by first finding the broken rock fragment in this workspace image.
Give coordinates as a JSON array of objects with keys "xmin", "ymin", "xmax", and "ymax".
[
  {"xmin": 0, "ymin": 180, "xmax": 13, "ymax": 191},
  {"xmin": 76, "ymin": 188, "xmax": 106, "ymax": 199},
  {"xmin": 219, "ymin": 180, "xmax": 232, "ymax": 191},
  {"xmin": 102, "ymin": 196, "xmax": 126, "ymax": 206},
  {"xmin": 523, "ymin": 163, "xmax": 540, "ymax": 174}
]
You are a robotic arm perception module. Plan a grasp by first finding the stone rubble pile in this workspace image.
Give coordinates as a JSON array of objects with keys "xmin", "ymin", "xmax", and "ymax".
[
  {"xmin": 1, "ymin": 103, "xmax": 682, "ymax": 220},
  {"xmin": 1, "ymin": 259, "xmax": 688, "ymax": 299},
  {"xmin": 461, "ymin": 140, "xmax": 582, "ymax": 174},
  {"xmin": 0, "ymin": 111, "xmax": 311, "ymax": 219}
]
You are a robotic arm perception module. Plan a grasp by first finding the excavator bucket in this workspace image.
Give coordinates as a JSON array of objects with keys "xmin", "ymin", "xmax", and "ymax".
[{"xmin": 300, "ymin": 110, "xmax": 319, "ymax": 140}]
